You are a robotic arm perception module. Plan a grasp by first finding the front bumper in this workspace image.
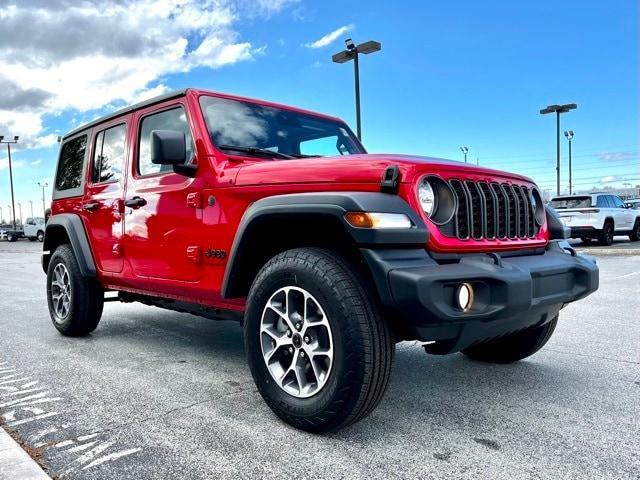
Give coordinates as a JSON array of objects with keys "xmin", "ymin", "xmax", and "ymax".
[{"xmin": 362, "ymin": 240, "xmax": 599, "ymax": 353}]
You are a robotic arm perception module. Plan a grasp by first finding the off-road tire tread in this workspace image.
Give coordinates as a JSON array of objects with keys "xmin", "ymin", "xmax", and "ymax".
[
  {"xmin": 245, "ymin": 248, "xmax": 393, "ymax": 432},
  {"xmin": 47, "ymin": 244, "xmax": 103, "ymax": 336},
  {"xmin": 462, "ymin": 315, "xmax": 558, "ymax": 364}
]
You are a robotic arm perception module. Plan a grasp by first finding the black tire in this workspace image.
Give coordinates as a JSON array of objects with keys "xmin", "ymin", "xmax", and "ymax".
[
  {"xmin": 7, "ymin": 233, "xmax": 17, "ymax": 242},
  {"xmin": 629, "ymin": 220, "xmax": 640, "ymax": 242},
  {"xmin": 244, "ymin": 248, "xmax": 394, "ymax": 433},
  {"xmin": 580, "ymin": 237, "xmax": 592, "ymax": 245},
  {"xmin": 37, "ymin": 230, "xmax": 45, "ymax": 242},
  {"xmin": 462, "ymin": 315, "xmax": 558, "ymax": 364},
  {"xmin": 598, "ymin": 221, "xmax": 614, "ymax": 246},
  {"xmin": 46, "ymin": 244, "xmax": 104, "ymax": 336}
]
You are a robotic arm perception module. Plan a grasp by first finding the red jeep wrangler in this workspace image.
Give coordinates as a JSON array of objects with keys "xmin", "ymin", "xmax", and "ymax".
[{"xmin": 42, "ymin": 88, "xmax": 598, "ymax": 432}]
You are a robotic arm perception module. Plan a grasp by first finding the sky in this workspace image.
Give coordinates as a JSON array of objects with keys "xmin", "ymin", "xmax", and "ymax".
[{"xmin": 0, "ymin": 0, "xmax": 638, "ymax": 219}]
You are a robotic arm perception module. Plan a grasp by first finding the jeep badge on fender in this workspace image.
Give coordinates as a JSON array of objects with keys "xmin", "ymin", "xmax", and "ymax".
[{"xmin": 41, "ymin": 88, "xmax": 599, "ymax": 433}]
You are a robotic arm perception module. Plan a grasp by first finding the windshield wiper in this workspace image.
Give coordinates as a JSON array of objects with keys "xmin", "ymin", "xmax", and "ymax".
[{"xmin": 217, "ymin": 144, "xmax": 296, "ymax": 160}]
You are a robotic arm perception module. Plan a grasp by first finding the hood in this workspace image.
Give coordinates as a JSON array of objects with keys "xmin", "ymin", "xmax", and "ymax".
[{"xmin": 234, "ymin": 153, "xmax": 534, "ymax": 187}]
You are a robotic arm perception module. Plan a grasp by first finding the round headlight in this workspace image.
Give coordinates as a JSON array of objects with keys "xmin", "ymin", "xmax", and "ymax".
[
  {"xmin": 417, "ymin": 176, "xmax": 457, "ymax": 225},
  {"xmin": 530, "ymin": 188, "xmax": 545, "ymax": 225},
  {"xmin": 418, "ymin": 179, "xmax": 436, "ymax": 216}
]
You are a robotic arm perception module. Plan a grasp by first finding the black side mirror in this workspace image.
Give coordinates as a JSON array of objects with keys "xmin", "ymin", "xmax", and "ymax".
[{"xmin": 150, "ymin": 130, "xmax": 196, "ymax": 177}]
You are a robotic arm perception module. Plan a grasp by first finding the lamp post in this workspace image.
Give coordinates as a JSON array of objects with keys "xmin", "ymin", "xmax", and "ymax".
[
  {"xmin": 332, "ymin": 38, "xmax": 381, "ymax": 141},
  {"xmin": 29, "ymin": 200, "xmax": 33, "ymax": 218},
  {"xmin": 38, "ymin": 182, "xmax": 49, "ymax": 216},
  {"xmin": 460, "ymin": 146, "xmax": 468, "ymax": 163},
  {"xmin": 564, "ymin": 130, "xmax": 574, "ymax": 195},
  {"xmin": 0, "ymin": 135, "xmax": 19, "ymax": 230},
  {"xmin": 539, "ymin": 104, "xmax": 577, "ymax": 195}
]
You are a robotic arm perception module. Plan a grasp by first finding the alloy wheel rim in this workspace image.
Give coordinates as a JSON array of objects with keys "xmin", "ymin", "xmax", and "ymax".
[
  {"xmin": 260, "ymin": 286, "xmax": 334, "ymax": 398},
  {"xmin": 51, "ymin": 263, "xmax": 71, "ymax": 322}
]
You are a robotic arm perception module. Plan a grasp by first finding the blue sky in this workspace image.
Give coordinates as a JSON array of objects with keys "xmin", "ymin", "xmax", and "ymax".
[{"xmin": 1, "ymin": 0, "xmax": 638, "ymax": 219}]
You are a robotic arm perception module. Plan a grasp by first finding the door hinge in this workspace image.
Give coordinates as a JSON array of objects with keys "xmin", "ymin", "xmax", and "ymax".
[
  {"xmin": 187, "ymin": 192, "xmax": 201, "ymax": 209},
  {"xmin": 186, "ymin": 246, "xmax": 201, "ymax": 263}
]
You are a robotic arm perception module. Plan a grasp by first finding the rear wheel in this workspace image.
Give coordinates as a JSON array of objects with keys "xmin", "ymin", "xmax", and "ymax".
[
  {"xmin": 7, "ymin": 233, "xmax": 17, "ymax": 242},
  {"xmin": 46, "ymin": 244, "xmax": 103, "ymax": 336},
  {"xmin": 37, "ymin": 230, "xmax": 45, "ymax": 242},
  {"xmin": 629, "ymin": 220, "xmax": 640, "ymax": 242},
  {"xmin": 244, "ymin": 248, "xmax": 394, "ymax": 433},
  {"xmin": 598, "ymin": 221, "xmax": 614, "ymax": 246},
  {"xmin": 462, "ymin": 315, "xmax": 558, "ymax": 364}
]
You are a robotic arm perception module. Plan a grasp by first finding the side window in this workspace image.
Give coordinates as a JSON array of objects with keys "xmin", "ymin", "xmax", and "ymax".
[
  {"xmin": 93, "ymin": 124, "xmax": 126, "ymax": 183},
  {"xmin": 138, "ymin": 107, "xmax": 193, "ymax": 176},
  {"xmin": 611, "ymin": 196, "xmax": 625, "ymax": 208},
  {"xmin": 56, "ymin": 135, "xmax": 87, "ymax": 191}
]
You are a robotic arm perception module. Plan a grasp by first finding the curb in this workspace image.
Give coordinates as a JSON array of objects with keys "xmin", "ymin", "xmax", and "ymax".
[
  {"xmin": 575, "ymin": 248, "xmax": 640, "ymax": 256},
  {"xmin": 0, "ymin": 427, "xmax": 52, "ymax": 480}
]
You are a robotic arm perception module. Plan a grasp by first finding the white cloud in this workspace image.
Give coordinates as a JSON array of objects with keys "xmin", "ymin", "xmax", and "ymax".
[
  {"xmin": 601, "ymin": 175, "xmax": 621, "ymax": 183},
  {"xmin": 31, "ymin": 160, "xmax": 43, "ymax": 166},
  {"xmin": 0, "ymin": 0, "xmax": 294, "ymax": 151},
  {"xmin": 305, "ymin": 24, "xmax": 354, "ymax": 49}
]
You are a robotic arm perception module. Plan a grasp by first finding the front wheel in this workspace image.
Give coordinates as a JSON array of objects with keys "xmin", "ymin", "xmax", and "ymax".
[
  {"xmin": 462, "ymin": 316, "xmax": 558, "ymax": 364},
  {"xmin": 37, "ymin": 231, "xmax": 45, "ymax": 242},
  {"xmin": 46, "ymin": 244, "xmax": 104, "ymax": 336},
  {"xmin": 244, "ymin": 248, "xmax": 394, "ymax": 433}
]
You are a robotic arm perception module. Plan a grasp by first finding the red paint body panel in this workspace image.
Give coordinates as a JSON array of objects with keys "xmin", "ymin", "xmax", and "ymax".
[{"xmin": 51, "ymin": 88, "xmax": 549, "ymax": 310}]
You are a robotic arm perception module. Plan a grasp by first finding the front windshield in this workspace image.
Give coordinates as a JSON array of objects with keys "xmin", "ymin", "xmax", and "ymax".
[
  {"xmin": 199, "ymin": 96, "xmax": 364, "ymax": 159},
  {"xmin": 550, "ymin": 196, "xmax": 592, "ymax": 209}
]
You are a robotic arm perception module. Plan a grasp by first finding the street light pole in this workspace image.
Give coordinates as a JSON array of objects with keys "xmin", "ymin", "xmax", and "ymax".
[
  {"xmin": 332, "ymin": 38, "xmax": 381, "ymax": 141},
  {"xmin": 564, "ymin": 130, "xmax": 574, "ymax": 195},
  {"xmin": 0, "ymin": 135, "xmax": 19, "ymax": 230},
  {"xmin": 539, "ymin": 104, "xmax": 577, "ymax": 196},
  {"xmin": 38, "ymin": 182, "xmax": 49, "ymax": 216},
  {"xmin": 460, "ymin": 146, "xmax": 468, "ymax": 163},
  {"xmin": 29, "ymin": 200, "xmax": 33, "ymax": 218}
]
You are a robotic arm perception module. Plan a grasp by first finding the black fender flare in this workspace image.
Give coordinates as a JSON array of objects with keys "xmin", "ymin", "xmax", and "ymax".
[
  {"xmin": 42, "ymin": 214, "xmax": 96, "ymax": 277},
  {"xmin": 221, "ymin": 191, "xmax": 428, "ymax": 299}
]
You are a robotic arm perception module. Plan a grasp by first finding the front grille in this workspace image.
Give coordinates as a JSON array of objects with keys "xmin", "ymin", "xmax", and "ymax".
[{"xmin": 447, "ymin": 179, "xmax": 540, "ymax": 240}]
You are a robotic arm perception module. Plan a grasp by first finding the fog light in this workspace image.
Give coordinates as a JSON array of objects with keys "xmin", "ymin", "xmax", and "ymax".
[{"xmin": 456, "ymin": 283, "xmax": 474, "ymax": 312}]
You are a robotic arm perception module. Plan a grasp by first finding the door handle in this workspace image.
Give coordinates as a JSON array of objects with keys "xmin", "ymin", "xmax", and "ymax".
[
  {"xmin": 124, "ymin": 196, "xmax": 147, "ymax": 209},
  {"xmin": 83, "ymin": 202, "xmax": 99, "ymax": 212}
]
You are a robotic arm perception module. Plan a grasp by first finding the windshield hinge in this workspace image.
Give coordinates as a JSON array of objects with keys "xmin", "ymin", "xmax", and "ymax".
[{"xmin": 380, "ymin": 165, "xmax": 400, "ymax": 194}]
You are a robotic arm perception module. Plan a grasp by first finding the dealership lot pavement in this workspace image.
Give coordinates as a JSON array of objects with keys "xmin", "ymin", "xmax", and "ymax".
[{"xmin": 0, "ymin": 241, "xmax": 638, "ymax": 479}]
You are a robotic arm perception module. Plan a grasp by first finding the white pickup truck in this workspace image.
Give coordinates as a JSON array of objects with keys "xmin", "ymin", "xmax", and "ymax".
[
  {"xmin": 3, "ymin": 217, "xmax": 46, "ymax": 242},
  {"xmin": 551, "ymin": 193, "xmax": 640, "ymax": 245}
]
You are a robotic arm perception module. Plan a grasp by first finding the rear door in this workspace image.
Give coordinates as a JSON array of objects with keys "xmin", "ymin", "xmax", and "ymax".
[
  {"xmin": 610, "ymin": 195, "xmax": 634, "ymax": 229},
  {"xmin": 122, "ymin": 101, "xmax": 202, "ymax": 286},
  {"xmin": 82, "ymin": 119, "xmax": 129, "ymax": 273}
]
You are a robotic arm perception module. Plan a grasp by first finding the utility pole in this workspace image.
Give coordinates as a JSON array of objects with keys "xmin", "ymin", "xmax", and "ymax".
[
  {"xmin": 564, "ymin": 130, "xmax": 574, "ymax": 195},
  {"xmin": 460, "ymin": 146, "xmax": 469, "ymax": 163},
  {"xmin": 0, "ymin": 135, "xmax": 19, "ymax": 230},
  {"xmin": 38, "ymin": 182, "xmax": 49, "ymax": 216},
  {"xmin": 539, "ymin": 104, "xmax": 577, "ymax": 196},
  {"xmin": 332, "ymin": 38, "xmax": 382, "ymax": 141}
]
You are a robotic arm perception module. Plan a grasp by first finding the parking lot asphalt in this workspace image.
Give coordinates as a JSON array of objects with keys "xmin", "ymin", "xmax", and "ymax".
[{"xmin": 0, "ymin": 241, "xmax": 638, "ymax": 480}]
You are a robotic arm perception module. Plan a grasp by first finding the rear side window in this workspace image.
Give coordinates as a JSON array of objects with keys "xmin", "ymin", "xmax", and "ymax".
[
  {"xmin": 596, "ymin": 196, "xmax": 611, "ymax": 208},
  {"xmin": 93, "ymin": 124, "xmax": 126, "ymax": 183},
  {"xmin": 56, "ymin": 135, "xmax": 87, "ymax": 191},
  {"xmin": 138, "ymin": 107, "xmax": 193, "ymax": 176}
]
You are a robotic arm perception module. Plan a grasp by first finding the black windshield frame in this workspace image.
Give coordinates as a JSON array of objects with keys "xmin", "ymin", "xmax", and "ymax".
[{"xmin": 198, "ymin": 95, "xmax": 366, "ymax": 159}]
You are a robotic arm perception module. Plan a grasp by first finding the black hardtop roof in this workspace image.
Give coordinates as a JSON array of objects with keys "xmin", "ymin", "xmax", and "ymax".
[{"xmin": 62, "ymin": 88, "xmax": 189, "ymax": 140}]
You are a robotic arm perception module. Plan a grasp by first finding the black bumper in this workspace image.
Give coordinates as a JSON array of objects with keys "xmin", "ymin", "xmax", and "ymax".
[
  {"xmin": 362, "ymin": 240, "xmax": 599, "ymax": 354},
  {"xmin": 569, "ymin": 226, "xmax": 599, "ymax": 238}
]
